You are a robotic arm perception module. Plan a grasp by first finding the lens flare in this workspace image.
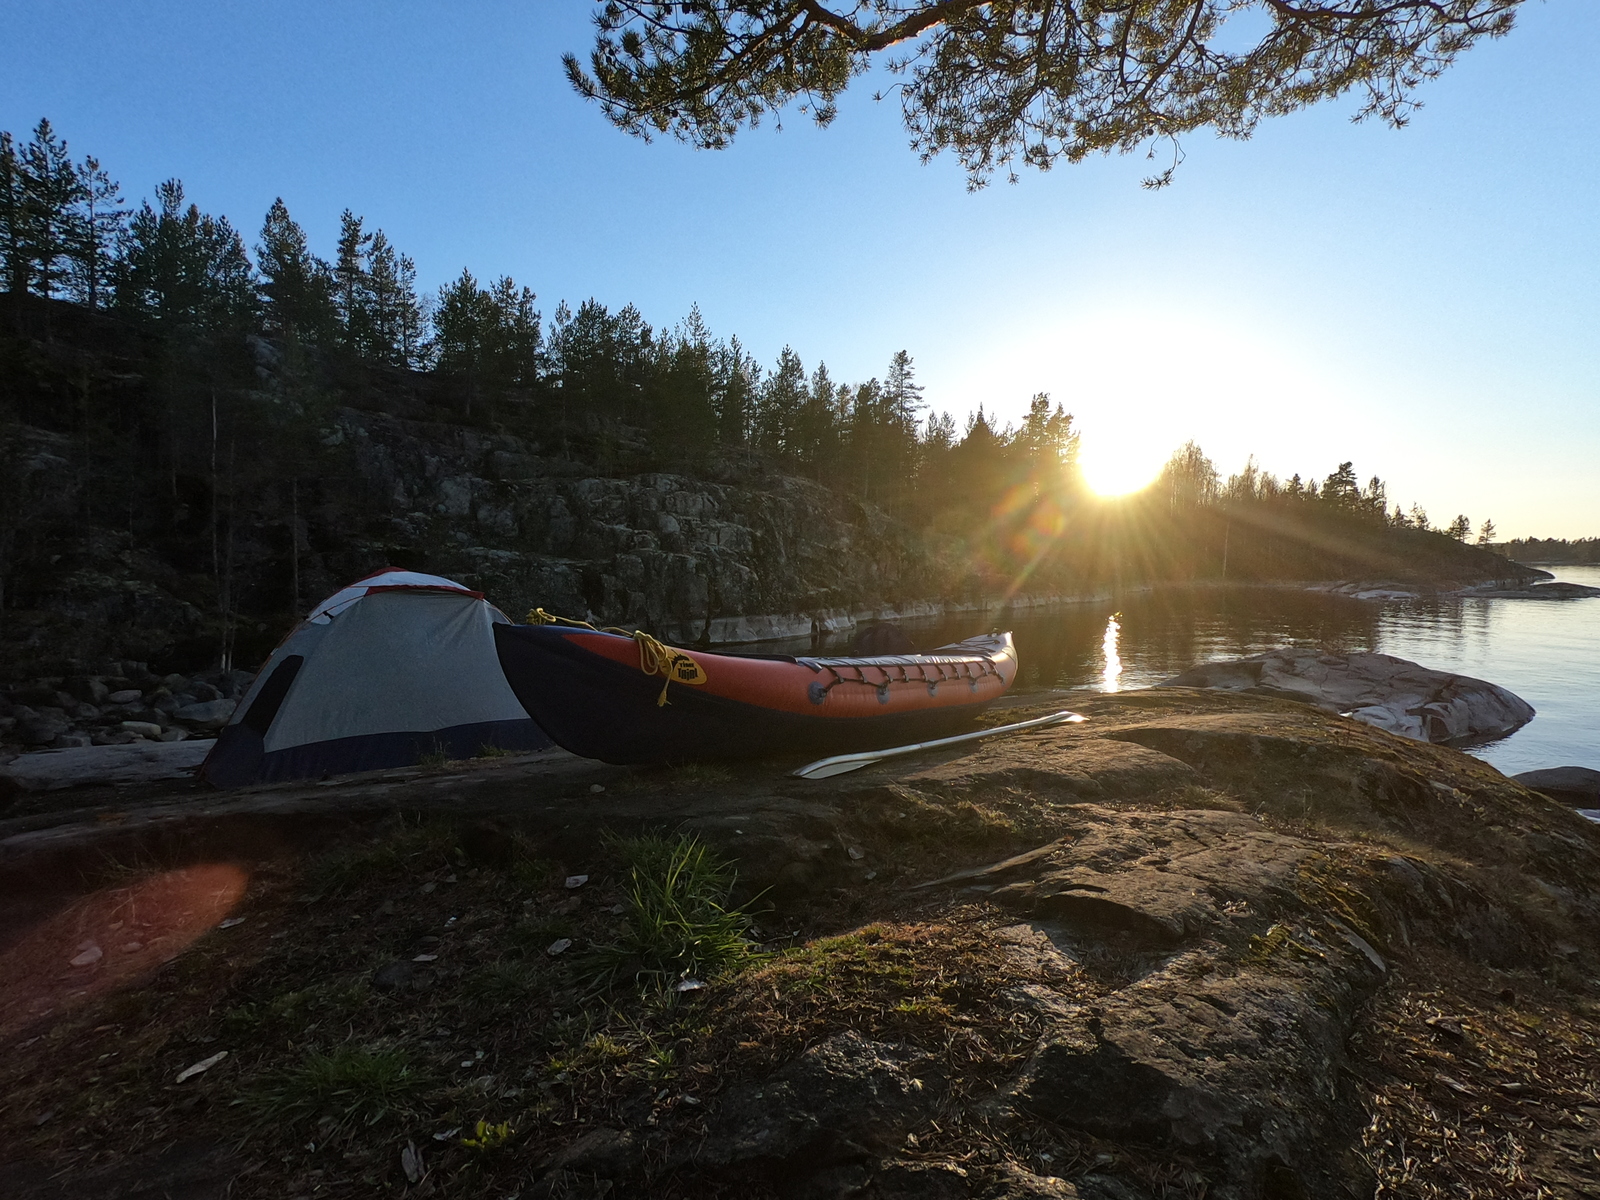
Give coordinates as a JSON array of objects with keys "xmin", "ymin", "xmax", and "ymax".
[
  {"xmin": 0, "ymin": 862, "xmax": 249, "ymax": 1037},
  {"xmin": 1101, "ymin": 612, "xmax": 1123, "ymax": 692}
]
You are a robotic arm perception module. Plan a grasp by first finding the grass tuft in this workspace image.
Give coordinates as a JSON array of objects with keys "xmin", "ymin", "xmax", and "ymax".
[
  {"xmin": 244, "ymin": 1045, "xmax": 426, "ymax": 1129},
  {"xmin": 463, "ymin": 960, "xmax": 538, "ymax": 1007},
  {"xmin": 305, "ymin": 820, "xmax": 456, "ymax": 897},
  {"xmin": 581, "ymin": 833, "xmax": 761, "ymax": 990}
]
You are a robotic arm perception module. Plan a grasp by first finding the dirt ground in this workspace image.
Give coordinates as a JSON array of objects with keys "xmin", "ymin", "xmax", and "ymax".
[{"xmin": 1, "ymin": 690, "xmax": 1597, "ymax": 1200}]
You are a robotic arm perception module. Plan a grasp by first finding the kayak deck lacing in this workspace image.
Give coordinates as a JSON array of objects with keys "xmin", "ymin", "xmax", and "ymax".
[
  {"xmin": 527, "ymin": 608, "xmax": 707, "ymax": 707},
  {"xmin": 804, "ymin": 657, "xmax": 1002, "ymax": 705}
]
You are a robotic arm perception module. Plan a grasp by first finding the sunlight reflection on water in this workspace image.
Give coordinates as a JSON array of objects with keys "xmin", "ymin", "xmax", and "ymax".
[{"xmin": 1101, "ymin": 612, "xmax": 1122, "ymax": 692}]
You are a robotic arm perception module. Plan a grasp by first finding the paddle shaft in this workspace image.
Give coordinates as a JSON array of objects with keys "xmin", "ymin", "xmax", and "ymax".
[{"xmin": 791, "ymin": 709, "xmax": 1086, "ymax": 779}]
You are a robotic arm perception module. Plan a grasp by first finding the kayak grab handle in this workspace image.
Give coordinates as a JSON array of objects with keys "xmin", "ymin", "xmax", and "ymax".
[{"xmin": 791, "ymin": 709, "xmax": 1086, "ymax": 780}]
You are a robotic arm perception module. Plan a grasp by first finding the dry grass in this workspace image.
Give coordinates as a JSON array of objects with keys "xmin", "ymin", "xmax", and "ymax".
[{"xmin": 1352, "ymin": 949, "xmax": 1600, "ymax": 1198}]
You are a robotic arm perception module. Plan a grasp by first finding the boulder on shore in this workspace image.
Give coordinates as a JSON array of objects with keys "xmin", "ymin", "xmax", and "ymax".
[
  {"xmin": 1511, "ymin": 766, "xmax": 1600, "ymax": 806},
  {"xmin": 0, "ymin": 739, "xmax": 214, "ymax": 793},
  {"xmin": 1159, "ymin": 648, "xmax": 1534, "ymax": 744}
]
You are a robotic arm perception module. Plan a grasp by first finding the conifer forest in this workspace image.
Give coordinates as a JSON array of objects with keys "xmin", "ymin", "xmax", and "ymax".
[{"xmin": 0, "ymin": 119, "xmax": 1518, "ymax": 674}]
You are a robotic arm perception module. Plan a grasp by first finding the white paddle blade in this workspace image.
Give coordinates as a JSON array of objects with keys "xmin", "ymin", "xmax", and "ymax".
[{"xmin": 791, "ymin": 709, "xmax": 1086, "ymax": 780}]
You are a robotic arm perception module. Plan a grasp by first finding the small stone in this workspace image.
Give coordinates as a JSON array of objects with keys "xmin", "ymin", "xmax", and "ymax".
[
  {"xmin": 847, "ymin": 847, "xmax": 865, "ymax": 861},
  {"xmin": 70, "ymin": 678, "xmax": 110, "ymax": 705},
  {"xmin": 546, "ymin": 938, "xmax": 573, "ymax": 956},
  {"xmin": 1426, "ymin": 1016, "xmax": 1466, "ymax": 1042},
  {"xmin": 565, "ymin": 874, "xmax": 589, "ymax": 889},
  {"xmin": 401, "ymin": 1141, "xmax": 424, "ymax": 1184},
  {"xmin": 17, "ymin": 717, "xmax": 67, "ymax": 745},
  {"xmin": 158, "ymin": 728, "xmax": 190, "ymax": 742},
  {"xmin": 589, "ymin": 783, "xmax": 606, "ymax": 793},
  {"xmin": 373, "ymin": 961, "xmax": 417, "ymax": 992},
  {"xmin": 412, "ymin": 953, "xmax": 438, "ymax": 962},
  {"xmin": 120, "ymin": 721, "xmax": 163, "ymax": 739},
  {"xmin": 174, "ymin": 699, "xmax": 237, "ymax": 730},
  {"xmin": 70, "ymin": 945, "xmax": 103, "ymax": 967},
  {"xmin": 421, "ymin": 882, "xmax": 436, "ymax": 894},
  {"xmin": 106, "ymin": 689, "xmax": 142, "ymax": 705}
]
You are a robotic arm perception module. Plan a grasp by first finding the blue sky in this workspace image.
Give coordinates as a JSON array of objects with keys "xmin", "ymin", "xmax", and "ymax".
[{"xmin": 4, "ymin": 1, "xmax": 1598, "ymax": 536}]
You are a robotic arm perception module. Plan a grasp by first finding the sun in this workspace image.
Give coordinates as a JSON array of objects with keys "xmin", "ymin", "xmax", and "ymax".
[{"xmin": 1079, "ymin": 440, "xmax": 1165, "ymax": 496}]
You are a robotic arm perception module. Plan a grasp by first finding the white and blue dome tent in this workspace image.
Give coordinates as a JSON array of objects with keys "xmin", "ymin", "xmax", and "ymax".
[{"xmin": 202, "ymin": 568, "xmax": 550, "ymax": 787}]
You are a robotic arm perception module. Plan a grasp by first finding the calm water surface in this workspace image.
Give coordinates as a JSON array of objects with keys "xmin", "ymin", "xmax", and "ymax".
[{"xmin": 780, "ymin": 565, "xmax": 1600, "ymax": 776}]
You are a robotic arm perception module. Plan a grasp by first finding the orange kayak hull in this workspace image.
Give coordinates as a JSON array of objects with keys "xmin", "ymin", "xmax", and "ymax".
[{"xmin": 494, "ymin": 626, "xmax": 1017, "ymax": 764}]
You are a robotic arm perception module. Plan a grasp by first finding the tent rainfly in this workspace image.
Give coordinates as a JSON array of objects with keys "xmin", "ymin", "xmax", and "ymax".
[{"xmin": 203, "ymin": 569, "xmax": 550, "ymax": 786}]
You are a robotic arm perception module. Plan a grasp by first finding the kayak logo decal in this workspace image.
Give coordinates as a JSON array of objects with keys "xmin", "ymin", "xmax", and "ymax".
[{"xmin": 635, "ymin": 632, "xmax": 707, "ymax": 707}]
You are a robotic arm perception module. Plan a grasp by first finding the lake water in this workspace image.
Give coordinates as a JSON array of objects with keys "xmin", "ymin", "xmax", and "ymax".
[{"xmin": 794, "ymin": 565, "xmax": 1600, "ymax": 776}]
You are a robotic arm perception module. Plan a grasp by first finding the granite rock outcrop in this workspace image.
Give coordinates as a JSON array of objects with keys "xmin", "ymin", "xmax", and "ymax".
[{"xmin": 1159, "ymin": 648, "xmax": 1534, "ymax": 743}]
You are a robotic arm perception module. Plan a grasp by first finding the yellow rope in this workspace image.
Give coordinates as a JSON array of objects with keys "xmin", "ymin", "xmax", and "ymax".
[{"xmin": 527, "ymin": 608, "xmax": 707, "ymax": 706}]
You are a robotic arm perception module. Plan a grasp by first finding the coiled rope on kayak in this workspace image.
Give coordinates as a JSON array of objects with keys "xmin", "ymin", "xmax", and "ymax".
[{"xmin": 527, "ymin": 608, "xmax": 707, "ymax": 707}]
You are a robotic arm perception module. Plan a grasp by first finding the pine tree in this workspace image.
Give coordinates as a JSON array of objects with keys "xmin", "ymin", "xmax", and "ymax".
[
  {"xmin": 1016, "ymin": 393, "xmax": 1078, "ymax": 486},
  {"xmin": 486, "ymin": 275, "xmax": 541, "ymax": 389},
  {"xmin": 333, "ymin": 209, "xmax": 372, "ymax": 352},
  {"xmin": 713, "ymin": 337, "xmax": 756, "ymax": 447},
  {"xmin": 1446, "ymin": 514, "xmax": 1472, "ymax": 542},
  {"xmin": 256, "ymin": 198, "xmax": 335, "ymax": 342},
  {"xmin": 1320, "ymin": 461, "xmax": 1361, "ymax": 509},
  {"xmin": 1476, "ymin": 518, "xmax": 1497, "ymax": 545},
  {"xmin": 755, "ymin": 346, "xmax": 807, "ymax": 462},
  {"xmin": 115, "ymin": 179, "xmax": 255, "ymax": 331},
  {"xmin": 365, "ymin": 230, "xmax": 404, "ymax": 363},
  {"xmin": 434, "ymin": 268, "xmax": 493, "ymax": 412},
  {"xmin": 395, "ymin": 252, "xmax": 427, "ymax": 367},
  {"xmin": 71, "ymin": 155, "xmax": 124, "ymax": 308},
  {"xmin": 790, "ymin": 360, "xmax": 840, "ymax": 473},
  {"xmin": 651, "ymin": 305, "xmax": 717, "ymax": 457},
  {"xmin": 0, "ymin": 131, "xmax": 25, "ymax": 294},
  {"xmin": 18, "ymin": 119, "xmax": 87, "ymax": 299},
  {"xmin": 882, "ymin": 349, "xmax": 925, "ymax": 430}
]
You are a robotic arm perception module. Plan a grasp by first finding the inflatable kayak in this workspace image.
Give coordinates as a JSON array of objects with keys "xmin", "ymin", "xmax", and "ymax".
[{"xmin": 493, "ymin": 622, "xmax": 1017, "ymax": 764}]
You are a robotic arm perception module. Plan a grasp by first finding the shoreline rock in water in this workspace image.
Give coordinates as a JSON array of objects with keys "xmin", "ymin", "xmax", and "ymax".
[
  {"xmin": 1511, "ymin": 766, "xmax": 1600, "ymax": 807},
  {"xmin": 1462, "ymin": 580, "xmax": 1600, "ymax": 600},
  {"xmin": 1158, "ymin": 649, "xmax": 1534, "ymax": 743}
]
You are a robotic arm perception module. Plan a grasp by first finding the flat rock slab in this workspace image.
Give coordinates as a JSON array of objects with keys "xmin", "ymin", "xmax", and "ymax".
[
  {"xmin": 1159, "ymin": 648, "xmax": 1533, "ymax": 743},
  {"xmin": 0, "ymin": 740, "xmax": 215, "ymax": 792}
]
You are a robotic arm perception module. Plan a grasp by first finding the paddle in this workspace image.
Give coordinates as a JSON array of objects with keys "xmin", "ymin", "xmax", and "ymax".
[{"xmin": 791, "ymin": 709, "xmax": 1087, "ymax": 780}]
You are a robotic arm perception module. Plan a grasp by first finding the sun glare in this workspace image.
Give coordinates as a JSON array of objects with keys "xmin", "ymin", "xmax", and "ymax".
[{"xmin": 1080, "ymin": 442, "xmax": 1165, "ymax": 496}]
